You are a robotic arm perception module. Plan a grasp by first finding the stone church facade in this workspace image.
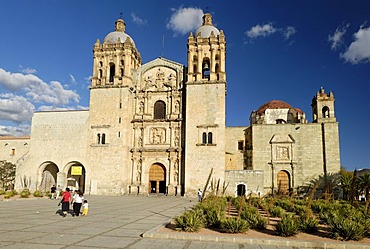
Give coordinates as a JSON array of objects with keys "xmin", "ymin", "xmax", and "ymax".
[{"xmin": 0, "ymin": 13, "xmax": 340, "ymax": 197}]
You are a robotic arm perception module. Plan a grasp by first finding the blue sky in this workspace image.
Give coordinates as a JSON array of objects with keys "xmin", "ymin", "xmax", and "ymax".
[{"xmin": 0, "ymin": 1, "xmax": 369, "ymax": 171}]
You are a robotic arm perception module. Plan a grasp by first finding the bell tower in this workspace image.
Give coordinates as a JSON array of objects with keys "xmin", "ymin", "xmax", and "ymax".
[
  {"xmin": 184, "ymin": 13, "xmax": 226, "ymax": 196},
  {"xmin": 87, "ymin": 18, "xmax": 141, "ymax": 194},
  {"xmin": 311, "ymin": 87, "xmax": 336, "ymax": 123}
]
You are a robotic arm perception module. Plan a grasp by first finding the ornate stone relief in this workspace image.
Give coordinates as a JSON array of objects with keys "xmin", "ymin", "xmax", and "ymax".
[
  {"xmin": 276, "ymin": 146, "xmax": 289, "ymax": 160},
  {"xmin": 141, "ymin": 67, "xmax": 177, "ymax": 91},
  {"xmin": 150, "ymin": 128, "xmax": 166, "ymax": 144}
]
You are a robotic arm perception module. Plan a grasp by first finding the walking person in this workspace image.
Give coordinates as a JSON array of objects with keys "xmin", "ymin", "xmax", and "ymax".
[
  {"xmin": 72, "ymin": 191, "xmax": 84, "ymax": 217},
  {"xmin": 60, "ymin": 187, "xmax": 72, "ymax": 217},
  {"xmin": 82, "ymin": 200, "xmax": 89, "ymax": 216},
  {"xmin": 50, "ymin": 185, "xmax": 56, "ymax": 199},
  {"xmin": 55, "ymin": 185, "xmax": 62, "ymax": 200},
  {"xmin": 198, "ymin": 188, "xmax": 203, "ymax": 202}
]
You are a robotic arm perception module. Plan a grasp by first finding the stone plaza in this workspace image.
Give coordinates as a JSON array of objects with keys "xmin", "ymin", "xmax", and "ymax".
[{"xmin": 0, "ymin": 196, "xmax": 368, "ymax": 249}]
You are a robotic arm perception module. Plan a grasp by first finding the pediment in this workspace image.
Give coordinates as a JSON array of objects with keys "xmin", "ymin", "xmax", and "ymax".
[{"xmin": 270, "ymin": 134, "xmax": 295, "ymax": 144}]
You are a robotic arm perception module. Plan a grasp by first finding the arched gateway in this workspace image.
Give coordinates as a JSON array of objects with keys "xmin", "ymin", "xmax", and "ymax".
[
  {"xmin": 149, "ymin": 163, "xmax": 166, "ymax": 194},
  {"xmin": 277, "ymin": 170, "xmax": 290, "ymax": 194}
]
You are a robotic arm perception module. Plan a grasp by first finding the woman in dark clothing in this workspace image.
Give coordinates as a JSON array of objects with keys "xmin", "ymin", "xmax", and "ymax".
[{"xmin": 60, "ymin": 188, "xmax": 72, "ymax": 217}]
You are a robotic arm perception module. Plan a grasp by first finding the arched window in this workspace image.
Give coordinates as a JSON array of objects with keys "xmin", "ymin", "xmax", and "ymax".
[
  {"xmin": 109, "ymin": 63, "xmax": 115, "ymax": 82},
  {"xmin": 208, "ymin": 132, "xmax": 213, "ymax": 144},
  {"xmin": 193, "ymin": 65, "xmax": 197, "ymax": 80},
  {"xmin": 102, "ymin": 133, "xmax": 106, "ymax": 144},
  {"xmin": 98, "ymin": 69, "xmax": 102, "ymax": 79},
  {"xmin": 120, "ymin": 68, "xmax": 124, "ymax": 77},
  {"xmin": 202, "ymin": 132, "xmax": 207, "ymax": 144},
  {"xmin": 322, "ymin": 106, "xmax": 330, "ymax": 118},
  {"xmin": 97, "ymin": 134, "xmax": 101, "ymax": 144},
  {"xmin": 99, "ymin": 61, "xmax": 103, "ymax": 67},
  {"xmin": 276, "ymin": 119, "xmax": 286, "ymax": 124},
  {"xmin": 202, "ymin": 59, "xmax": 210, "ymax": 80},
  {"xmin": 154, "ymin": 101, "xmax": 166, "ymax": 119}
]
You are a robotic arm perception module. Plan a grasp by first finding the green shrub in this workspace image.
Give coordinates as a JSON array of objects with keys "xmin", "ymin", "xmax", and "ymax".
[
  {"xmin": 327, "ymin": 213, "xmax": 367, "ymax": 241},
  {"xmin": 12, "ymin": 190, "xmax": 18, "ymax": 196},
  {"xmin": 269, "ymin": 206, "xmax": 286, "ymax": 218},
  {"xmin": 174, "ymin": 209, "xmax": 204, "ymax": 232},
  {"xmin": 294, "ymin": 204, "xmax": 307, "ymax": 215},
  {"xmin": 0, "ymin": 189, "xmax": 5, "ymax": 195},
  {"xmin": 299, "ymin": 214, "xmax": 319, "ymax": 233},
  {"xmin": 276, "ymin": 198, "xmax": 294, "ymax": 212},
  {"xmin": 33, "ymin": 190, "xmax": 43, "ymax": 197},
  {"xmin": 5, "ymin": 190, "xmax": 14, "ymax": 197},
  {"xmin": 196, "ymin": 197, "xmax": 226, "ymax": 228},
  {"xmin": 20, "ymin": 189, "xmax": 31, "ymax": 198},
  {"xmin": 221, "ymin": 217, "xmax": 249, "ymax": 233},
  {"xmin": 240, "ymin": 206, "xmax": 267, "ymax": 229},
  {"xmin": 275, "ymin": 214, "xmax": 299, "ymax": 237}
]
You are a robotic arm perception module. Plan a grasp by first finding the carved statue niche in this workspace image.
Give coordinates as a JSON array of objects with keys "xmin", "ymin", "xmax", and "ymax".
[
  {"xmin": 143, "ymin": 74, "xmax": 155, "ymax": 91},
  {"xmin": 136, "ymin": 159, "xmax": 142, "ymax": 184},
  {"xmin": 151, "ymin": 128, "xmax": 166, "ymax": 144},
  {"xmin": 174, "ymin": 127, "xmax": 180, "ymax": 146},
  {"xmin": 138, "ymin": 101, "xmax": 144, "ymax": 114},
  {"xmin": 174, "ymin": 100, "xmax": 180, "ymax": 114}
]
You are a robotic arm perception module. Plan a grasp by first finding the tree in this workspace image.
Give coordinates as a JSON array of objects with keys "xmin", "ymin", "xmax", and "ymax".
[
  {"xmin": 0, "ymin": 160, "xmax": 16, "ymax": 190},
  {"xmin": 340, "ymin": 173, "xmax": 352, "ymax": 201},
  {"xmin": 309, "ymin": 172, "xmax": 340, "ymax": 200}
]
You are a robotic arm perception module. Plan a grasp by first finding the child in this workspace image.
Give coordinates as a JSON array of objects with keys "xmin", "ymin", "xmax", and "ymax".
[{"xmin": 82, "ymin": 200, "xmax": 88, "ymax": 216}]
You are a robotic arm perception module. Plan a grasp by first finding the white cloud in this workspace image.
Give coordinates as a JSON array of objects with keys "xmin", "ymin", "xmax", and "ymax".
[
  {"xmin": 69, "ymin": 74, "xmax": 77, "ymax": 85},
  {"xmin": 284, "ymin": 26, "xmax": 297, "ymax": 39},
  {"xmin": 246, "ymin": 23, "xmax": 277, "ymax": 38},
  {"xmin": 341, "ymin": 25, "xmax": 370, "ymax": 64},
  {"xmin": 0, "ymin": 68, "xmax": 79, "ymax": 105},
  {"xmin": 19, "ymin": 66, "xmax": 37, "ymax": 74},
  {"xmin": 0, "ymin": 94, "xmax": 34, "ymax": 123},
  {"xmin": 131, "ymin": 13, "xmax": 147, "ymax": 26},
  {"xmin": 0, "ymin": 124, "xmax": 30, "ymax": 136},
  {"xmin": 166, "ymin": 7, "xmax": 203, "ymax": 35},
  {"xmin": 246, "ymin": 23, "xmax": 296, "ymax": 41},
  {"xmin": 328, "ymin": 24, "xmax": 349, "ymax": 50}
]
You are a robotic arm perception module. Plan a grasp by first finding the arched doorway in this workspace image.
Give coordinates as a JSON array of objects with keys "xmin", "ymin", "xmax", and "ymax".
[
  {"xmin": 39, "ymin": 162, "xmax": 59, "ymax": 192},
  {"xmin": 277, "ymin": 170, "xmax": 290, "ymax": 194},
  {"xmin": 149, "ymin": 163, "xmax": 166, "ymax": 194},
  {"xmin": 67, "ymin": 163, "xmax": 86, "ymax": 193},
  {"xmin": 237, "ymin": 184, "xmax": 246, "ymax": 196}
]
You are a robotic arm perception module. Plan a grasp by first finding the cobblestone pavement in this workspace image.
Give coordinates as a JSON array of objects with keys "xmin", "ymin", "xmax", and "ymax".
[{"xmin": 0, "ymin": 196, "xmax": 368, "ymax": 249}]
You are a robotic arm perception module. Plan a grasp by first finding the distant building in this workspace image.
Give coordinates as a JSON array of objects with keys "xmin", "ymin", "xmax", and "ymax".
[{"xmin": 1, "ymin": 14, "xmax": 340, "ymax": 196}]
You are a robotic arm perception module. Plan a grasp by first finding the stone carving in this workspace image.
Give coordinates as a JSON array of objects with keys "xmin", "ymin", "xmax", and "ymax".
[
  {"xmin": 173, "ymin": 160, "xmax": 179, "ymax": 183},
  {"xmin": 174, "ymin": 127, "xmax": 180, "ymax": 146},
  {"xmin": 138, "ymin": 101, "xmax": 144, "ymax": 114},
  {"xmin": 136, "ymin": 160, "xmax": 142, "ymax": 184},
  {"xmin": 276, "ymin": 146, "xmax": 289, "ymax": 160},
  {"xmin": 138, "ymin": 135, "xmax": 143, "ymax": 147},
  {"xmin": 150, "ymin": 128, "xmax": 166, "ymax": 144},
  {"xmin": 142, "ymin": 67, "xmax": 177, "ymax": 91},
  {"xmin": 174, "ymin": 100, "xmax": 180, "ymax": 114},
  {"xmin": 155, "ymin": 68, "xmax": 165, "ymax": 89}
]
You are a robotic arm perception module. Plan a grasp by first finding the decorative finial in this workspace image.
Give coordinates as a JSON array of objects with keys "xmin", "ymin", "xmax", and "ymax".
[{"xmin": 119, "ymin": 12, "xmax": 123, "ymax": 19}]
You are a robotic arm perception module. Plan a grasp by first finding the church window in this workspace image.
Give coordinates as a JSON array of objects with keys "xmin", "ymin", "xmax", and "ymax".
[
  {"xmin": 118, "ymin": 117, "xmax": 121, "ymax": 123},
  {"xmin": 102, "ymin": 133, "xmax": 106, "ymax": 144},
  {"xmin": 98, "ymin": 69, "xmax": 102, "ymax": 79},
  {"xmin": 118, "ymin": 131, "xmax": 120, "ymax": 137},
  {"xmin": 208, "ymin": 132, "xmax": 213, "ymax": 144},
  {"xmin": 154, "ymin": 101, "xmax": 166, "ymax": 119},
  {"xmin": 11, "ymin": 148, "xmax": 15, "ymax": 156},
  {"xmin": 202, "ymin": 132, "xmax": 207, "ymax": 144},
  {"xmin": 109, "ymin": 63, "xmax": 115, "ymax": 82},
  {"xmin": 238, "ymin": 141, "xmax": 244, "ymax": 150},
  {"xmin": 99, "ymin": 61, "xmax": 103, "ymax": 67},
  {"xmin": 193, "ymin": 65, "xmax": 197, "ymax": 81},
  {"xmin": 322, "ymin": 106, "xmax": 330, "ymax": 118},
  {"xmin": 97, "ymin": 134, "xmax": 101, "ymax": 144}
]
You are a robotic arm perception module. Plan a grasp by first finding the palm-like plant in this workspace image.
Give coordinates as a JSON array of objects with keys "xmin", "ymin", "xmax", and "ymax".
[{"xmin": 340, "ymin": 173, "xmax": 353, "ymax": 201}]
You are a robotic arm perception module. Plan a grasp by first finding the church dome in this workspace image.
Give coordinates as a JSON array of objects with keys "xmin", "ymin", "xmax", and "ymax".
[
  {"xmin": 103, "ymin": 19, "xmax": 136, "ymax": 47},
  {"xmin": 257, "ymin": 100, "xmax": 293, "ymax": 115},
  {"xmin": 195, "ymin": 13, "xmax": 220, "ymax": 38}
]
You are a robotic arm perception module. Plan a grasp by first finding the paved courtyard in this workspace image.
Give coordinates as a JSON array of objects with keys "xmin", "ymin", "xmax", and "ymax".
[{"xmin": 0, "ymin": 195, "xmax": 368, "ymax": 249}]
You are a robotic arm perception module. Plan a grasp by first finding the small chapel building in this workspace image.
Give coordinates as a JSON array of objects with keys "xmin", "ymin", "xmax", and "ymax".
[{"xmin": 0, "ymin": 13, "xmax": 340, "ymax": 197}]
